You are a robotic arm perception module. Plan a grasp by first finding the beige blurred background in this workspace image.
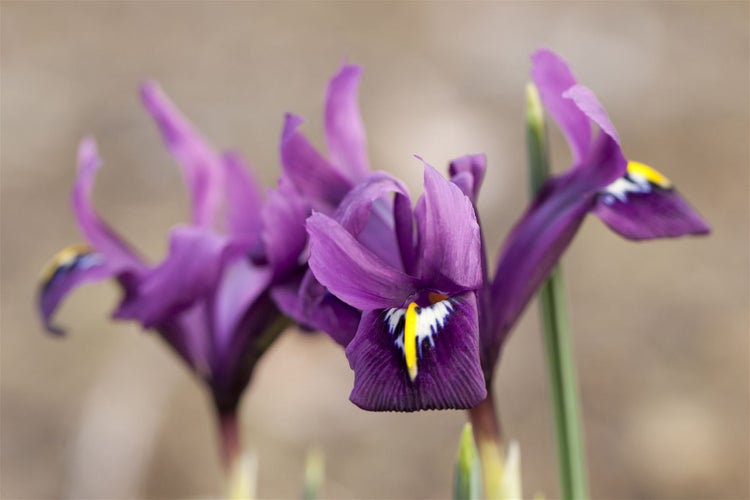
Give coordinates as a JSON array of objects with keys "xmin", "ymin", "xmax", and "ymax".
[{"xmin": 1, "ymin": 2, "xmax": 748, "ymax": 499}]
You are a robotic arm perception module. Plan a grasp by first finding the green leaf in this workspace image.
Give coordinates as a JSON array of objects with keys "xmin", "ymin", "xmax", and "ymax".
[{"xmin": 303, "ymin": 447, "xmax": 325, "ymax": 500}]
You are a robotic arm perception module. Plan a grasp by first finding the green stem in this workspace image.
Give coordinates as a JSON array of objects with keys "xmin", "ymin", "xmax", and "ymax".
[{"xmin": 525, "ymin": 83, "xmax": 589, "ymax": 500}]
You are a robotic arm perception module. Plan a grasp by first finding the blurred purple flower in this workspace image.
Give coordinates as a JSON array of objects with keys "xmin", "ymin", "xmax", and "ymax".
[
  {"xmin": 38, "ymin": 83, "xmax": 290, "ymax": 416},
  {"xmin": 307, "ymin": 164, "xmax": 486, "ymax": 411},
  {"xmin": 480, "ymin": 49, "xmax": 710, "ymax": 382}
]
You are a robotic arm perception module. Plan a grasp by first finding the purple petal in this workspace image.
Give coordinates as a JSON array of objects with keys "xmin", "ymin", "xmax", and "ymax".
[
  {"xmin": 73, "ymin": 138, "xmax": 145, "ymax": 274},
  {"xmin": 37, "ymin": 245, "xmax": 112, "ymax": 335},
  {"xmin": 345, "ymin": 292, "xmax": 486, "ymax": 411},
  {"xmin": 325, "ymin": 64, "xmax": 370, "ymax": 181},
  {"xmin": 223, "ymin": 152, "xmax": 264, "ymax": 248},
  {"xmin": 594, "ymin": 185, "xmax": 710, "ymax": 240},
  {"xmin": 416, "ymin": 162, "xmax": 482, "ymax": 293},
  {"xmin": 209, "ymin": 288, "xmax": 281, "ymax": 413},
  {"xmin": 272, "ymin": 271, "xmax": 361, "ymax": 347},
  {"xmin": 261, "ymin": 177, "xmax": 309, "ymax": 277},
  {"xmin": 211, "ymin": 257, "xmax": 273, "ymax": 358},
  {"xmin": 115, "ymin": 225, "xmax": 235, "ymax": 328},
  {"xmin": 394, "ymin": 192, "xmax": 418, "ymax": 277},
  {"xmin": 280, "ymin": 113, "xmax": 352, "ymax": 211},
  {"xmin": 140, "ymin": 81, "xmax": 225, "ymax": 228},
  {"xmin": 563, "ymin": 84, "xmax": 620, "ymax": 145},
  {"xmin": 332, "ymin": 172, "xmax": 411, "ymax": 271},
  {"xmin": 531, "ymin": 49, "xmax": 591, "ymax": 164},
  {"xmin": 307, "ymin": 212, "xmax": 418, "ymax": 311},
  {"xmin": 487, "ymin": 179, "xmax": 593, "ymax": 373},
  {"xmin": 449, "ymin": 154, "xmax": 486, "ymax": 204}
]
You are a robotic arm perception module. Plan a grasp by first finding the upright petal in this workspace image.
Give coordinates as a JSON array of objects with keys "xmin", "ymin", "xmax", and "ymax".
[
  {"xmin": 280, "ymin": 113, "xmax": 352, "ymax": 211},
  {"xmin": 531, "ymin": 49, "xmax": 591, "ymax": 164},
  {"xmin": 140, "ymin": 82, "xmax": 225, "ymax": 228},
  {"xmin": 449, "ymin": 154, "xmax": 487, "ymax": 204},
  {"xmin": 307, "ymin": 212, "xmax": 418, "ymax": 311},
  {"xmin": 563, "ymin": 84, "xmax": 620, "ymax": 146},
  {"xmin": 593, "ymin": 161, "xmax": 710, "ymax": 240},
  {"xmin": 261, "ymin": 177, "xmax": 309, "ymax": 278},
  {"xmin": 73, "ymin": 138, "xmax": 145, "ymax": 274},
  {"xmin": 416, "ymin": 162, "xmax": 482, "ymax": 293},
  {"xmin": 37, "ymin": 244, "xmax": 112, "ymax": 335},
  {"xmin": 345, "ymin": 292, "xmax": 486, "ymax": 411},
  {"xmin": 332, "ymin": 172, "xmax": 411, "ymax": 271},
  {"xmin": 325, "ymin": 64, "xmax": 369, "ymax": 181},
  {"xmin": 223, "ymin": 152, "xmax": 264, "ymax": 248}
]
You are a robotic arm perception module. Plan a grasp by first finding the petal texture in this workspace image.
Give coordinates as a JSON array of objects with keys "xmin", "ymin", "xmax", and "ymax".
[
  {"xmin": 346, "ymin": 292, "xmax": 486, "ymax": 411},
  {"xmin": 449, "ymin": 154, "xmax": 487, "ymax": 204}
]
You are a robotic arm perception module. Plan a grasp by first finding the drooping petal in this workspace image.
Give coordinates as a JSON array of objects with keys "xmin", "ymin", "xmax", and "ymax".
[
  {"xmin": 345, "ymin": 292, "xmax": 486, "ymax": 411},
  {"xmin": 416, "ymin": 162, "xmax": 482, "ymax": 293},
  {"xmin": 140, "ymin": 82, "xmax": 225, "ymax": 228},
  {"xmin": 115, "ymin": 225, "xmax": 236, "ymax": 328},
  {"xmin": 449, "ymin": 154, "xmax": 486, "ymax": 204},
  {"xmin": 37, "ymin": 244, "xmax": 112, "ymax": 335},
  {"xmin": 487, "ymin": 179, "xmax": 593, "ymax": 374},
  {"xmin": 261, "ymin": 176, "xmax": 309, "ymax": 278},
  {"xmin": 307, "ymin": 212, "xmax": 418, "ymax": 311},
  {"xmin": 280, "ymin": 113, "xmax": 352, "ymax": 211},
  {"xmin": 73, "ymin": 138, "xmax": 145, "ymax": 275},
  {"xmin": 272, "ymin": 271, "xmax": 361, "ymax": 347},
  {"xmin": 531, "ymin": 49, "xmax": 591, "ymax": 164},
  {"xmin": 593, "ymin": 161, "xmax": 710, "ymax": 240},
  {"xmin": 325, "ymin": 64, "xmax": 370, "ymax": 181},
  {"xmin": 223, "ymin": 152, "xmax": 264, "ymax": 248}
]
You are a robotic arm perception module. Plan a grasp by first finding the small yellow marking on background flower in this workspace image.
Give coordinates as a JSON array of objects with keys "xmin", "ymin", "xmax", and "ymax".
[
  {"xmin": 404, "ymin": 302, "xmax": 419, "ymax": 381},
  {"xmin": 39, "ymin": 243, "xmax": 93, "ymax": 284},
  {"xmin": 627, "ymin": 161, "xmax": 672, "ymax": 189}
]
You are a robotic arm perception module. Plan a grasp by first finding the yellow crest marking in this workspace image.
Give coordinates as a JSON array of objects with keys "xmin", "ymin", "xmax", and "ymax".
[
  {"xmin": 404, "ymin": 302, "xmax": 419, "ymax": 381},
  {"xmin": 627, "ymin": 161, "xmax": 672, "ymax": 189},
  {"xmin": 39, "ymin": 243, "xmax": 93, "ymax": 285}
]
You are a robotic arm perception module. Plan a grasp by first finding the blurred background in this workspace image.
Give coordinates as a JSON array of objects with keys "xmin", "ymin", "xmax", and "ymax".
[{"xmin": 2, "ymin": 2, "xmax": 748, "ymax": 499}]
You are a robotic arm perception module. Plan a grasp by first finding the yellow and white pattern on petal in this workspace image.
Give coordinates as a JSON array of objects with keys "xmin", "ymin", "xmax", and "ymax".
[
  {"xmin": 39, "ymin": 243, "xmax": 101, "ymax": 289},
  {"xmin": 383, "ymin": 298, "xmax": 455, "ymax": 382},
  {"xmin": 602, "ymin": 161, "xmax": 673, "ymax": 205}
]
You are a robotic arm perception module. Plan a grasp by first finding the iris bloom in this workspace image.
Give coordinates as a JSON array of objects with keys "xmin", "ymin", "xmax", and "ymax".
[
  {"xmin": 306, "ymin": 164, "xmax": 487, "ymax": 411},
  {"xmin": 480, "ymin": 49, "xmax": 710, "ymax": 382},
  {"xmin": 38, "ymin": 83, "xmax": 291, "ymax": 424}
]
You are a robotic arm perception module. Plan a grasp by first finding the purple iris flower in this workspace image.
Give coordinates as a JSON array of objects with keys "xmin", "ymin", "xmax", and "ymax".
[
  {"xmin": 269, "ymin": 64, "xmax": 377, "ymax": 347},
  {"xmin": 38, "ymin": 83, "xmax": 289, "ymax": 418},
  {"xmin": 306, "ymin": 163, "xmax": 487, "ymax": 411},
  {"xmin": 480, "ymin": 49, "xmax": 710, "ymax": 382}
]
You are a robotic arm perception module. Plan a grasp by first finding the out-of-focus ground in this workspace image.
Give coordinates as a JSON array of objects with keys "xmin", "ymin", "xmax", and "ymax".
[{"xmin": 1, "ymin": 2, "xmax": 748, "ymax": 499}]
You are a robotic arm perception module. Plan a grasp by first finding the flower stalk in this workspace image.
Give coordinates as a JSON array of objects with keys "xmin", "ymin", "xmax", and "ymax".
[
  {"xmin": 525, "ymin": 83, "xmax": 589, "ymax": 500},
  {"xmin": 467, "ymin": 393, "xmax": 504, "ymax": 499},
  {"xmin": 218, "ymin": 411, "xmax": 241, "ymax": 474}
]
